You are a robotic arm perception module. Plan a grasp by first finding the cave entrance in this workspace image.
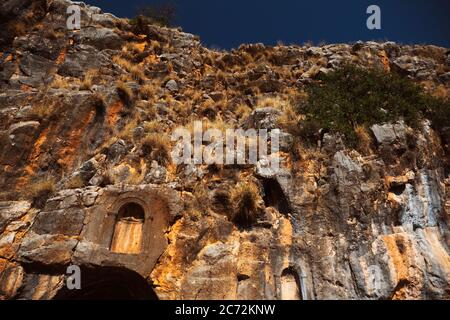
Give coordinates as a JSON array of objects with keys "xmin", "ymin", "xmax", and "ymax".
[
  {"xmin": 111, "ymin": 202, "xmax": 145, "ymax": 254},
  {"xmin": 261, "ymin": 178, "xmax": 291, "ymax": 214},
  {"xmin": 280, "ymin": 267, "xmax": 302, "ymax": 300},
  {"xmin": 53, "ymin": 266, "xmax": 158, "ymax": 300}
]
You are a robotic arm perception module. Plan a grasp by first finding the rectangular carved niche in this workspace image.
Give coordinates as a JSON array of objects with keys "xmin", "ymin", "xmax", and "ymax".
[{"xmin": 110, "ymin": 202, "xmax": 145, "ymax": 254}]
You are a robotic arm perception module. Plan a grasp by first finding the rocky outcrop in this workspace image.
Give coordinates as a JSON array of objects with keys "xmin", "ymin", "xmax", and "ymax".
[{"xmin": 0, "ymin": 0, "xmax": 449, "ymax": 300}]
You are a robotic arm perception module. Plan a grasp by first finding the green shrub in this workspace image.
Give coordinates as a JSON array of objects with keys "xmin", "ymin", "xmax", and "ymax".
[{"xmin": 298, "ymin": 65, "xmax": 450, "ymax": 146}]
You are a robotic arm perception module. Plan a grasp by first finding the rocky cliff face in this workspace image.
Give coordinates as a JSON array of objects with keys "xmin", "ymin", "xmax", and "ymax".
[{"xmin": 0, "ymin": 0, "xmax": 449, "ymax": 300}]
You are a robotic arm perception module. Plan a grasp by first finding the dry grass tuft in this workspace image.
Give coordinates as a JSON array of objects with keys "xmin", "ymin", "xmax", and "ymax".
[
  {"xmin": 140, "ymin": 83, "xmax": 158, "ymax": 100},
  {"xmin": 29, "ymin": 176, "xmax": 56, "ymax": 209},
  {"xmin": 80, "ymin": 69, "xmax": 97, "ymax": 91},
  {"xmin": 230, "ymin": 182, "xmax": 261, "ymax": 228},
  {"xmin": 117, "ymin": 116, "xmax": 141, "ymax": 141},
  {"xmin": 129, "ymin": 65, "xmax": 146, "ymax": 83},
  {"xmin": 65, "ymin": 175, "xmax": 85, "ymax": 189},
  {"xmin": 141, "ymin": 133, "xmax": 171, "ymax": 166},
  {"xmin": 113, "ymin": 55, "xmax": 146, "ymax": 83},
  {"xmin": 355, "ymin": 125, "xmax": 373, "ymax": 155},
  {"xmin": 143, "ymin": 120, "xmax": 164, "ymax": 133},
  {"xmin": 50, "ymin": 75, "xmax": 71, "ymax": 89},
  {"xmin": 192, "ymin": 183, "xmax": 211, "ymax": 216},
  {"xmin": 28, "ymin": 98, "xmax": 58, "ymax": 120},
  {"xmin": 234, "ymin": 103, "xmax": 252, "ymax": 121},
  {"xmin": 113, "ymin": 56, "xmax": 133, "ymax": 72},
  {"xmin": 116, "ymin": 81, "xmax": 134, "ymax": 105}
]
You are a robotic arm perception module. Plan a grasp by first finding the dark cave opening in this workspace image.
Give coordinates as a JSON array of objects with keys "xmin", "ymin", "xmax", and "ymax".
[
  {"xmin": 261, "ymin": 178, "xmax": 291, "ymax": 214},
  {"xmin": 389, "ymin": 184, "xmax": 406, "ymax": 196},
  {"xmin": 53, "ymin": 266, "xmax": 158, "ymax": 300}
]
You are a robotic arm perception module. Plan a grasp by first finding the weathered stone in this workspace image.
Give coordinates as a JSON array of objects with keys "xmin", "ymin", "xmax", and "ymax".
[
  {"xmin": 19, "ymin": 53, "xmax": 53, "ymax": 78},
  {"xmin": 208, "ymin": 91, "xmax": 225, "ymax": 102},
  {"xmin": 332, "ymin": 151, "xmax": 364, "ymax": 187},
  {"xmin": 155, "ymin": 102, "xmax": 169, "ymax": 115},
  {"xmin": 177, "ymin": 164, "xmax": 204, "ymax": 186},
  {"xmin": 132, "ymin": 126, "xmax": 145, "ymax": 141},
  {"xmin": 106, "ymin": 139, "xmax": 130, "ymax": 162},
  {"xmin": 371, "ymin": 122, "xmax": 406, "ymax": 145},
  {"xmin": 32, "ymin": 207, "xmax": 84, "ymax": 236},
  {"xmin": 8, "ymin": 121, "xmax": 40, "ymax": 147},
  {"xmin": 322, "ymin": 133, "xmax": 345, "ymax": 153},
  {"xmin": 165, "ymin": 79, "xmax": 179, "ymax": 92},
  {"xmin": 0, "ymin": 1, "xmax": 449, "ymax": 301},
  {"xmin": 145, "ymin": 161, "xmax": 167, "ymax": 184},
  {"xmin": 69, "ymin": 158, "xmax": 98, "ymax": 185},
  {"xmin": 58, "ymin": 45, "xmax": 111, "ymax": 78},
  {"xmin": 74, "ymin": 28, "xmax": 124, "ymax": 51},
  {"xmin": 81, "ymin": 189, "xmax": 98, "ymax": 207},
  {"xmin": 244, "ymin": 107, "xmax": 281, "ymax": 130},
  {"xmin": 255, "ymin": 155, "xmax": 279, "ymax": 178},
  {"xmin": 91, "ymin": 13, "xmax": 117, "ymax": 28},
  {"xmin": 0, "ymin": 260, "xmax": 24, "ymax": 299},
  {"xmin": 17, "ymin": 232, "xmax": 78, "ymax": 265},
  {"xmin": 0, "ymin": 201, "xmax": 31, "ymax": 233},
  {"xmin": 16, "ymin": 273, "xmax": 63, "ymax": 300}
]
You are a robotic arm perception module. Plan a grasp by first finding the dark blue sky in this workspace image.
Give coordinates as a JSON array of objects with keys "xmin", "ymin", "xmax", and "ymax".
[{"xmin": 84, "ymin": 0, "xmax": 450, "ymax": 49}]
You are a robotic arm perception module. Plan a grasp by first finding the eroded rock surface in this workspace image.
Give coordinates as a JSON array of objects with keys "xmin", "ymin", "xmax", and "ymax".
[{"xmin": 0, "ymin": 0, "xmax": 449, "ymax": 300}]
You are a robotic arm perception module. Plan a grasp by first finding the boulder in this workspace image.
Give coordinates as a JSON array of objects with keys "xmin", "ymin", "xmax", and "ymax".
[
  {"xmin": 91, "ymin": 13, "xmax": 117, "ymax": 28},
  {"xmin": 70, "ymin": 158, "xmax": 98, "ymax": 184},
  {"xmin": 74, "ymin": 28, "xmax": 124, "ymax": 51},
  {"xmin": 18, "ymin": 53, "xmax": 54, "ymax": 87},
  {"xmin": 253, "ymin": 79, "xmax": 283, "ymax": 93},
  {"xmin": 106, "ymin": 139, "xmax": 130, "ymax": 162},
  {"xmin": 0, "ymin": 201, "xmax": 31, "ymax": 233},
  {"xmin": 4, "ymin": 121, "xmax": 41, "ymax": 164},
  {"xmin": 81, "ymin": 188, "xmax": 98, "ymax": 207},
  {"xmin": 243, "ymin": 107, "xmax": 281, "ymax": 130},
  {"xmin": 58, "ymin": 45, "xmax": 111, "ymax": 78},
  {"xmin": 371, "ymin": 122, "xmax": 406, "ymax": 145},
  {"xmin": 32, "ymin": 207, "xmax": 85, "ymax": 236},
  {"xmin": 332, "ymin": 151, "xmax": 363, "ymax": 184},
  {"xmin": 165, "ymin": 79, "xmax": 179, "ymax": 92},
  {"xmin": 8, "ymin": 121, "xmax": 40, "ymax": 145},
  {"xmin": 17, "ymin": 232, "xmax": 78, "ymax": 265},
  {"xmin": 145, "ymin": 161, "xmax": 167, "ymax": 184},
  {"xmin": 0, "ymin": 260, "xmax": 24, "ymax": 299},
  {"xmin": 19, "ymin": 53, "xmax": 52, "ymax": 77}
]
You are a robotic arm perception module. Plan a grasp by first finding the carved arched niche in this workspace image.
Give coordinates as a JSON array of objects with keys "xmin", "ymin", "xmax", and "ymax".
[
  {"xmin": 110, "ymin": 202, "xmax": 145, "ymax": 254},
  {"xmin": 280, "ymin": 267, "xmax": 303, "ymax": 300}
]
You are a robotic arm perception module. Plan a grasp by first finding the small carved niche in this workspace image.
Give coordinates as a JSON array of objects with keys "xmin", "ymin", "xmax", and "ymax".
[
  {"xmin": 280, "ymin": 267, "xmax": 302, "ymax": 300},
  {"xmin": 110, "ymin": 202, "xmax": 145, "ymax": 254}
]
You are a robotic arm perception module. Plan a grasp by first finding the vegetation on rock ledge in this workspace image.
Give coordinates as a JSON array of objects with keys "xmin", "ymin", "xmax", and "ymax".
[{"xmin": 298, "ymin": 65, "xmax": 450, "ymax": 146}]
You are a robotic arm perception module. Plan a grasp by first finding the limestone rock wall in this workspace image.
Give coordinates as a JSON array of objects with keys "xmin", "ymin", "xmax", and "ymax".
[{"xmin": 0, "ymin": 0, "xmax": 449, "ymax": 300}]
